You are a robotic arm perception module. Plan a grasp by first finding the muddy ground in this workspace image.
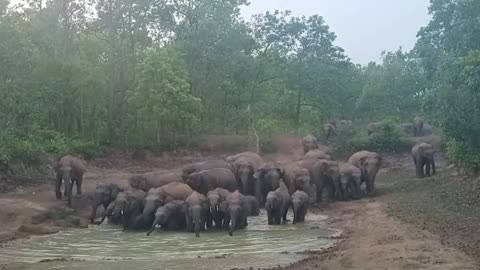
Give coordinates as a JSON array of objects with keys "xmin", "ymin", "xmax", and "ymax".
[{"xmin": 1, "ymin": 138, "xmax": 480, "ymax": 269}]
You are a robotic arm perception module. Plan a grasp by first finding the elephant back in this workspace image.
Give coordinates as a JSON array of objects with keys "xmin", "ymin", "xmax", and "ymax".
[
  {"xmin": 302, "ymin": 149, "xmax": 331, "ymax": 160},
  {"xmin": 227, "ymin": 152, "xmax": 263, "ymax": 165},
  {"xmin": 159, "ymin": 182, "xmax": 194, "ymax": 204},
  {"xmin": 129, "ymin": 171, "xmax": 182, "ymax": 192},
  {"xmin": 182, "ymin": 160, "xmax": 232, "ymax": 180}
]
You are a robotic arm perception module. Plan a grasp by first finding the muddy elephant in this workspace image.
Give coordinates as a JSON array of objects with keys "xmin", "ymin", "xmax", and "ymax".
[
  {"xmin": 226, "ymin": 152, "xmax": 262, "ymax": 164},
  {"xmin": 143, "ymin": 182, "xmax": 194, "ymax": 224},
  {"xmin": 348, "ymin": 151, "xmax": 382, "ymax": 196},
  {"xmin": 301, "ymin": 134, "xmax": 319, "ymax": 154},
  {"xmin": 324, "ymin": 123, "xmax": 337, "ymax": 141},
  {"xmin": 221, "ymin": 190, "xmax": 248, "ymax": 236},
  {"xmin": 206, "ymin": 188, "xmax": 231, "ymax": 228},
  {"xmin": 282, "ymin": 162, "xmax": 312, "ymax": 195},
  {"xmin": 244, "ymin": 195, "xmax": 260, "ymax": 216},
  {"xmin": 109, "ymin": 189, "xmax": 146, "ymax": 231},
  {"xmin": 253, "ymin": 162, "xmax": 285, "ymax": 204},
  {"xmin": 182, "ymin": 160, "xmax": 232, "ymax": 180},
  {"xmin": 231, "ymin": 154, "xmax": 263, "ymax": 196},
  {"xmin": 128, "ymin": 171, "xmax": 182, "ymax": 192},
  {"xmin": 412, "ymin": 143, "xmax": 435, "ymax": 178},
  {"xmin": 413, "ymin": 116, "xmax": 424, "ymax": 137},
  {"xmin": 291, "ymin": 190, "xmax": 309, "ymax": 224},
  {"xmin": 55, "ymin": 155, "xmax": 86, "ymax": 207},
  {"xmin": 90, "ymin": 183, "xmax": 123, "ymax": 224},
  {"xmin": 147, "ymin": 200, "xmax": 186, "ymax": 236},
  {"xmin": 301, "ymin": 149, "xmax": 332, "ymax": 161},
  {"xmin": 338, "ymin": 163, "xmax": 362, "ymax": 200},
  {"xmin": 186, "ymin": 168, "xmax": 237, "ymax": 195},
  {"xmin": 184, "ymin": 191, "xmax": 208, "ymax": 237},
  {"xmin": 266, "ymin": 182, "xmax": 291, "ymax": 225}
]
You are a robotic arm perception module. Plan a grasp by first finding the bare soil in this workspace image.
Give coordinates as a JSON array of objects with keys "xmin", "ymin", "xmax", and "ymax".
[{"xmin": 1, "ymin": 136, "xmax": 480, "ymax": 270}]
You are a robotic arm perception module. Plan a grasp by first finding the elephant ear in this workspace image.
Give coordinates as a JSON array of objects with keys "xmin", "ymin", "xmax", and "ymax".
[{"xmin": 253, "ymin": 168, "xmax": 264, "ymax": 181}]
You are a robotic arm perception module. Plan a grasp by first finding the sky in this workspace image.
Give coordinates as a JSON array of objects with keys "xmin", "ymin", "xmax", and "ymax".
[{"xmin": 242, "ymin": 0, "xmax": 431, "ymax": 64}]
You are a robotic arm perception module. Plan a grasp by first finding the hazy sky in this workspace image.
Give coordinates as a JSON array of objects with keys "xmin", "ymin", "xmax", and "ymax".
[{"xmin": 242, "ymin": 0, "xmax": 431, "ymax": 64}]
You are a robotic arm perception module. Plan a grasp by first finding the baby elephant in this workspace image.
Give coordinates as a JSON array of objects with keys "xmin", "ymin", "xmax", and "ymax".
[
  {"xmin": 266, "ymin": 182, "xmax": 291, "ymax": 225},
  {"xmin": 291, "ymin": 190, "xmax": 309, "ymax": 224},
  {"xmin": 245, "ymin": 195, "xmax": 260, "ymax": 216},
  {"xmin": 147, "ymin": 200, "xmax": 186, "ymax": 236},
  {"xmin": 412, "ymin": 142, "xmax": 436, "ymax": 178},
  {"xmin": 185, "ymin": 191, "xmax": 209, "ymax": 237}
]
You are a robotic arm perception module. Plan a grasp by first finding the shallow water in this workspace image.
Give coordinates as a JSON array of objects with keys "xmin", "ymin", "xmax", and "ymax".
[{"xmin": 0, "ymin": 211, "xmax": 338, "ymax": 270}]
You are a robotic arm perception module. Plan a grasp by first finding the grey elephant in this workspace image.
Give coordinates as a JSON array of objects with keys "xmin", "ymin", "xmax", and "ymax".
[
  {"xmin": 55, "ymin": 155, "xmax": 86, "ymax": 207},
  {"xmin": 348, "ymin": 151, "xmax": 382, "ymax": 196},
  {"xmin": 221, "ymin": 190, "xmax": 248, "ymax": 236},
  {"xmin": 109, "ymin": 189, "xmax": 146, "ymax": 231},
  {"xmin": 186, "ymin": 168, "xmax": 237, "ymax": 195},
  {"xmin": 413, "ymin": 116, "xmax": 424, "ymax": 137},
  {"xmin": 297, "ymin": 159, "xmax": 340, "ymax": 203},
  {"xmin": 182, "ymin": 160, "xmax": 232, "ymax": 180},
  {"xmin": 301, "ymin": 149, "xmax": 332, "ymax": 161},
  {"xmin": 90, "ymin": 183, "xmax": 123, "ymax": 224},
  {"xmin": 142, "ymin": 182, "xmax": 194, "ymax": 224},
  {"xmin": 146, "ymin": 200, "xmax": 186, "ymax": 236},
  {"xmin": 231, "ymin": 154, "xmax": 263, "ymax": 196},
  {"xmin": 226, "ymin": 152, "xmax": 263, "ymax": 165},
  {"xmin": 206, "ymin": 188, "xmax": 231, "ymax": 228},
  {"xmin": 266, "ymin": 182, "xmax": 290, "ymax": 225},
  {"xmin": 338, "ymin": 163, "xmax": 362, "ymax": 200},
  {"xmin": 412, "ymin": 143, "xmax": 435, "ymax": 178},
  {"xmin": 291, "ymin": 190, "xmax": 309, "ymax": 224},
  {"xmin": 301, "ymin": 134, "xmax": 319, "ymax": 154},
  {"xmin": 244, "ymin": 195, "xmax": 260, "ymax": 216},
  {"xmin": 184, "ymin": 191, "xmax": 209, "ymax": 237},
  {"xmin": 324, "ymin": 123, "xmax": 337, "ymax": 141},
  {"xmin": 129, "ymin": 171, "xmax": 182, "ymax": 192},
  {"xmin": 253, "ymin": 162, "xmax": 284, "ymax": 204},
  {"xmin": 282, "ymin": 162, "xmax": 312, "ymax": 195}
]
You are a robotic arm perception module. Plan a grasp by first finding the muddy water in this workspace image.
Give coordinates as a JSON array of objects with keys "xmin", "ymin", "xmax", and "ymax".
[{"xmin": 0, "ymin": 211, "xmax": 338, "ymax": 270}]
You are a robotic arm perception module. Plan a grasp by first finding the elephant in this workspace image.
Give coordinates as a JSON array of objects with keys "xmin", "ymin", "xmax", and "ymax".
[
  {"xmin": 338, "ymin": 163, "xmax": 362, "ymax": 200},
  {"xmin": 301, "ymin": 134, "xmax": 319, "ymax": 154},
  {"xmin": 186, "ymin": 168, "xmax": 237, "ymax": 195},
  {"xmin": 109, "ymin": 189, "xmax": 146, "ymax": 231},
  {"xmin": 128, "ymin": 171, "xmax": 182, "ymax": 192},
  {"xmin": 226, "ymin": 152, "xmax": 263, "ymax": 165},
  {"xmin": 282, "ymin": 162, "xmax": 312, "ymax": 195},
  {"xmin": 142, "ymin": 182, "xmax": 194, "ymax": 224},
  {"xmin": 412, "ymin": 143, "xmax": 435, "ymax": 178},
  {"xmin": 232, "ymin": 155, "xmax": 263, "ymax": 196},
  {"xmin": 146, "ymin": 200, "xmax": 186, "ymax": 236},
  {"xmin": 291, "ymin": 190, "xmax": 309, "ymax": 224},
  {"xmin": 253, "ymin": 162, "xmax": 285, "ymax": 204},
  {"xmin": 182, "ymin": 160, "xmax": 232, "ymax": 180},
  {"xmin": 184, "ymin": 191, "xmax": 209, "ymax": 237},
  {"xmin": 348, "ymin": 151, "xmax": 382, "ymax": 196},
  {"xmin": 324, "ymin": 123, "xmax": 337, "ymax": 141},
  {"xmin": 221, "ymin": 190, "xmax": 248, "ymax": 236},
  {"xmin": 206, "ymin": 188, "xmax": 231, "ymax": 228},
  {"xmin": 244, "ymin": 195, "xmax": 260, "ymax": 216},
  {"xmin": 297, "ymin": 159, "xmax": 340, "ymax": 203},
  {"xmin": 55, "ymin": 155, "xmax": 86, "ymax": 207},
  {"xmin": 301, "ymin": 149, "xmax": 332, "ymax": 160},
  {"xmin": 90, "ymin": 183, "xmax": 123, "ymax": 224},
  {"xmin": 413, "ymin": 116, "xmax": 424, "ymax": 137},
  {"xmin": 266, "ymin": 181, "xmax": 291, "ymax": 225}
]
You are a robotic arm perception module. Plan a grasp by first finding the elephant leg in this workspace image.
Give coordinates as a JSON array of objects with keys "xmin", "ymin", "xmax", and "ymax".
[
  {"xmin": 90, "ymin": 203, "xmax": 100, "ymax": 224},
  {"xmin": 55, "ymin": 174, "xmax": 62, "ymax": 200},
  {"xmin": 282, "ymin": 207, "xmax": 288, "ymax": 224},
  {"xmin": 223, "ymin": 215, "xmax": 231, "ymax": 230},
  {"xmin": 75, "ymin": 177, "xmax": 83, "ymax": 196},
  {"xmin": 425, "ymin": 161, "xmax": 431, "ymax": 176},
  {"xmin": 206, "ymin": 211, "xmax": 213, "ymax": 229},
  {"xmin": 64, "ymin": 179, "xmax": 72, "ymax": 207},
  {"xmin": 316, "ymin": 184, "xmax": 323, "ymax": 203},
  {"xmin": 416, "ymin": 158, "xmax": 424, "ymax": 178},
  {"xmin": 267, "ymin": 211, "xmax": 274, "ymax": 225},
  {"xmin": 431, "ymin": 158, "xmax": 436, "ymax": 175},
  {"xmin": 185, "ymin": 213, "xmax": 193, "ymax": 232}
]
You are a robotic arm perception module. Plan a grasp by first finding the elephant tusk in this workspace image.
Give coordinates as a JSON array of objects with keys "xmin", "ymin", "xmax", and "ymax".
[{"xmin": 120, "ymin": 210, "xmax": 124, "ymax": 215}]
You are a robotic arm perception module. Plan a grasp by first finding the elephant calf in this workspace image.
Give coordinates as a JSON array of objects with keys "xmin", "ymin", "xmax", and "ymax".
[
  {"xmin": 301, "ymin": 134, "xmax": 319, "ymax": 154},
  {"xmin": 55, "ymin": 155, "xmax": 86, "ymax": 207},
  {"xmin": 147, "ymin": 200, "xmax": 186, "ymax": 236},
  {"xmin": 348, "ymin": 151, "xmax": 382, "ymax": 196},
  {"xmin": 338, "ymin": 163, "xmax": 362, "ymax": 200},
  {"xmin": 412, "ymin": 143, "xmax": 435, "ymax": 178},
  {"xmin": 207, "ymin": 188, "xmax": 231, "ymax": 228},
  {"xmin": 185, "ymin": 191, "xmax": 209, "ymax": 237},
  {"xmin": 90, "ymin": 183, "xmax": 123, "ymax": 224},
  {"xmin": 245, "ymin": 195, "xmax": 260, "ymax": 216},
  {"xmin": 266, "ymin": 182, "xmax": 291, "ymax": 225},
  {"xmin": 291, "ymin": 190, "xmax": 309, "ymax": 224},
  {"xmin": 109, "ymin": 189, "xmax": 147, "ymax": 231}
]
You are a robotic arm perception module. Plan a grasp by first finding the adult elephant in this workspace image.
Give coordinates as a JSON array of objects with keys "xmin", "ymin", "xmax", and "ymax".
[
  {"xmin": 185, "ymin": 191, "xmax": 209, "ymax": 237},
  {"xmin": 221, "ymin": 190, "xmax": 248, "ymax": 236},
  {"xmin": 128, "ymin": 171, "xmax": 182, "ymax": 192},
  {"xmin": 338, "ymin": 163, "xmax": 362, "ymax": 200},
  {"xmin": 297, "ymin": 158, "xmax": 340, "ymax": 203},
  {"xmin": 186, "ymin": 168, "xmax": 237, "ymax": 195},
  {"xmin": 348, "ymin": 151, "xmax": 382, "ymax": 196},
  {"xmin": 324, "ymin": 123, "xmax": 337, "ymax": 141},
  {"xmin": 206, "ymin": 188, "xmax": 231, "ymax": 228},
  {"xmin": 301, "ymin": 135, "xmax": 319, "ymax": 154},
  {"xmin": 142, "ymin": 182, "xmax": 194, "ymax": 224},
  {"xmin": 109, "ymin": 189, "xmax": 146, "ymax": 231},
  {"xmin": 55, "ymin": 155, "xmax": 86, "ymax": 207},
  {"xmin": 413, "ymin": 116, "xmax": 424, "ymax": 137},
  {"xmin": 147, "ymin": 200, "xmax": 186, "ymax": 236},
  {"xmin": 182, "ymin": 160, "xmax": 232, "ymax": 180},
  {"xmin": 412, "ymin": 143, "xmax": 435, "ymax": 178},
  {"xmin": 282, "ymin": 162, "xmax": 312, "ymax": 196},
  {"xmin": 253, "ymin": 162, "xmax": 284, "ymax": 204},
  {"xmin": 232, "ymin": 155, "xmax": 263, "ymax": 196},
  {"xmin": 90, "ymin": 183, "xmax": 123, "ymax": 224}
]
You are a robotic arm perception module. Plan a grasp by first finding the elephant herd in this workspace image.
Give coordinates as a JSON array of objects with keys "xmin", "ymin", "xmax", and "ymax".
[{"xmin": 52, "ymin": 127, "xmax": 435, "ymax": 238}]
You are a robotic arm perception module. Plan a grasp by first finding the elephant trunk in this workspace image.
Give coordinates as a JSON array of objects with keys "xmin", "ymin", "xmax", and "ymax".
[
  {"xmin": 240, "ymin": 173, "xmax": 250, "ymax": 195},
  {"xmin": 90, "ymin": 199, "xmax": 102, "ymax": 224},
  {"xmin": 146, "ymin": 216, "xmax": 160, "ymax": 236},
  {"xmin": 191, "ymin": 207, "xmax": 202, "ymax": 237},
  {"xmin": 229, "ymin": 208, "xmax": 239, "ymax": 236}
]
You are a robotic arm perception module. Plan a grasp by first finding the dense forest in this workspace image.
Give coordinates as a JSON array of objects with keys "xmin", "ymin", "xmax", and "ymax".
[{"xmin": 0, "ymin": 0, "xmax": 479, "ymax": 171}]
